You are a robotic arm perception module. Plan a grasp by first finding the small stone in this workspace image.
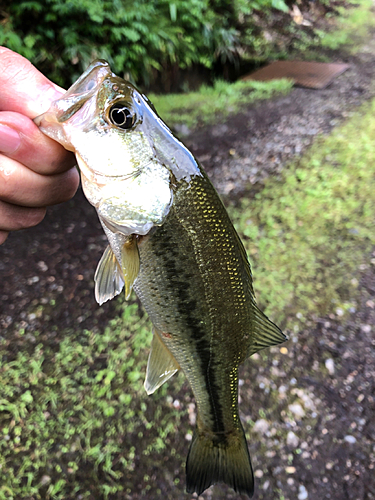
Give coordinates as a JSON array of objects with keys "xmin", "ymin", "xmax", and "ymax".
[
  {"xmin": 361, "ymin": 324, "xmax": 371, "ymax": 333},
  {"xmin": 287, "ymin": 431, "xmax": 299, "ymax": 448},
  {"xmin": 263, "ymin": 480, "xmax": 270, "ymax": 491},
  {"xmin": 288, "ymin": 403, "xmax": 305, "ymax": 419},
  {"xmin": 255, "ymin": 469, "xmax": 264, "ymax": 478},
  {"xmin": 325, "ymin": 358, "xmax": 335, "ymax": 375},
  {"xmin": 37, "ymin": 261, "xmax": 48, "ymax": 272},
  {"xmin": 188, "ymin": 403, "xmax": 196, "ymax": 426},
  {"xmin": 286, "ymin": 466, "xmax": 296, "ymax": 474},
  {"xmin": 253, "ymin": 419, "xmax": 269, "ymax": 434},
  {"xmin": 174, "ymin": 123, "xmax": 191, "ymax": 136},
  {"xmin": 298, "ymin": 484, "xmax": 308, "ymax": 500},
  {"xmin": 344, "ymin": 435, "xmax": 357, "ymax": 444},
  {"xmin": 27, "ymin": 276, "xmax": 40, "ymax": 285}
]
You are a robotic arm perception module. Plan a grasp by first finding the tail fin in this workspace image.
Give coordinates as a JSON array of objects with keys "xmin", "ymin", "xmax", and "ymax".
[{"xmin": 186, "ymin": 424, "xmax": 254, "ymax": 497}]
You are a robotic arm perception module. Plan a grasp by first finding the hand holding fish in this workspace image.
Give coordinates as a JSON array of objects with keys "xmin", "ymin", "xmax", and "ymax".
[{"xmin": 0, "ymin": 47, "xmax": 79, "ymax": 245}]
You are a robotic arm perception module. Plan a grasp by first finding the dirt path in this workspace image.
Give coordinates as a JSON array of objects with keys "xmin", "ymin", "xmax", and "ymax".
[
  {"xmin": 185, "ymin": 32, "xmax": 375, "ymax": 198},
  {"xmin": 1, "ymin": 35, "xmax": 375, "ymax": 500}
]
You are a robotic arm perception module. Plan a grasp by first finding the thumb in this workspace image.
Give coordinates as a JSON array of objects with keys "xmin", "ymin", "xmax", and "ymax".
[{"xmin": 0, "ymin": 47, "xmax": 65, "ymax": 118}]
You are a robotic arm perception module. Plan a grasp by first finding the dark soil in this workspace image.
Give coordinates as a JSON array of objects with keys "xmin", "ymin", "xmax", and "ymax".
[{"xmin": 1, "ymin": 30, "xmax": 375, "ymax": 500}]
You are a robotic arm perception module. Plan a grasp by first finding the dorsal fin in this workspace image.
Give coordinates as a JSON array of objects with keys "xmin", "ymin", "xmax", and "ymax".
[
  {"xmin": 94, "ymin": 245, "xmax": 124, "ymax": 305},
  {"xmin": 247, "ymin": 304, "xmax": 287, "ymax": 357},
  {"xmin": 144, "ymin": 327, "xmax": 180, "ymax": 395}
]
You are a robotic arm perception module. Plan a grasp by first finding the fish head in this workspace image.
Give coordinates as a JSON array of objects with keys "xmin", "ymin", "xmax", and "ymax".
[{"xmin": 35, "ymin": 60, "xmax": 200, "ymax": 235}]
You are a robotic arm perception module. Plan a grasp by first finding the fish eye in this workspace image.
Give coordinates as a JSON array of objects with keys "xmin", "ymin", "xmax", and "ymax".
[{"xmin": 108, "ymin": 104, "xmax": 136, "ymax": 130}]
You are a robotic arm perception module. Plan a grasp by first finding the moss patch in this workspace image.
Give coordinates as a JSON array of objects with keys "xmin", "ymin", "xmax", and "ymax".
[
  {"xmin": 0, "ymin": 304, "xmax": 186, "ymax": 499},
  {"xmin": 231, "ymin": 97, "xmax": 375, "ymax": 326},
  {"xmin": 149, "ymin": 78, "xmax": 293, "ymax": 129}
]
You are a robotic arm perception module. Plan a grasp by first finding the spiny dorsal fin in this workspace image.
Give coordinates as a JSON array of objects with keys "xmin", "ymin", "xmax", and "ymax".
[
  {"xmin": 247, "ymin": 304, "xmax": 287, "ymax": 357},
  {"xmin": 94, "ymin": 245, "xmax": 124, "ymax": 305},
  {"xmin": 121, "ymin": 236, "xmax": 140, "ymax": 299},
  {"xmin": 144, "ymin": 327, "xmax": 180, "ymax": 395}
]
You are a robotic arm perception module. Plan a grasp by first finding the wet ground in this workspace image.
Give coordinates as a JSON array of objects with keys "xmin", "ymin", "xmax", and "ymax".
[{"xmin": 1, "ymin": 32, "xmax": 375, "ymax": 500}]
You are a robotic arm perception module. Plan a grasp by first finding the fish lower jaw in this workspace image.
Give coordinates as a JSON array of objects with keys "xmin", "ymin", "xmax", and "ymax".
[{"xmin": 99, "ymin": 215, "xmax": 154, "ymax": 237}]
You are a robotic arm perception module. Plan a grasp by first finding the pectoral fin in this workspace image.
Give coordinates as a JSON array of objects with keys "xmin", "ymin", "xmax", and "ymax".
[
  {"xmin": 94, "ymin": 245, "xmax": 124, "ymax": 305},
  {"xmin": 144, "ymin": 327, "xmax": 180, "ymax": 395},
  {"xmin": 121, "ymin": 236, "xmax": 140, "ymax": 299},
  {"xmin": 247, "ymin": 304, "xmax": 288, "ymax": 357}
]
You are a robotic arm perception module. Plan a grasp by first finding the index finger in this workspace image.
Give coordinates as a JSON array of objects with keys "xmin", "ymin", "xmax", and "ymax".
[{"xmin": 0, "ymin": 47, "xmax": 65, "ymax": 118}]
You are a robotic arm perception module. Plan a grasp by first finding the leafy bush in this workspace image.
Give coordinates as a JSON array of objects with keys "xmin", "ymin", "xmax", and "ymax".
[{"xmin": 0, "ymin": 0, "xmax": 288, "ymax": 87}]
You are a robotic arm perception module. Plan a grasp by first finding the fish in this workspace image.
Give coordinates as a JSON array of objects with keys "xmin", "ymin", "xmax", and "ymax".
[{"xmin": 34, "ymin": 60, "xmax": 287, "ymax": 497}]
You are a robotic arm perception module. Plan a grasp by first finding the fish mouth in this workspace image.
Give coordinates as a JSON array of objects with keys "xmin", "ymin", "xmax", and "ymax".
[{"xmin": 33, "ymin": 60, "xmax": 113, "ymax": 149}]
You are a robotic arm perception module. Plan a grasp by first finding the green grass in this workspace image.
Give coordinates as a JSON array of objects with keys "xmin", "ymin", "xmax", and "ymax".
[
  {"xmin": 231, "ymin": 97, "xmax": 375, "ymax": 325},
  {"xmin": 0, "ymin": 305, "xmax": 185, "ymax": 499},
  {"xmin": 149, "ymin": 78, "xmax": 293, "ymax": 130},
  {"xmin": 316, "ymin": 0, "xmax": 375, "ymax": 51}
]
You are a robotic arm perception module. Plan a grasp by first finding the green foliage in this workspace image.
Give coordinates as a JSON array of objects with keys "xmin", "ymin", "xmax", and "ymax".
[
  {"xmin": 0, "ymin": 303, "xmax": 186, "ymax": 499},
  {"xmin": 150, "ymin": 77, "xmax": 293, "ymax": 129},
  {"xmin": 317, "ymin": 0, "xmax": 375, "ymax": 51},
  {"xmin": 240, "ymin": 0, "xmax": 375, "ymax": 65},
  {"xmin": 231, "ymin": 98, "xmax": 375, "ymax": 325},
  {"xmin": 0, "ymin": 0, "xmax": 288, "ymax": 87}
]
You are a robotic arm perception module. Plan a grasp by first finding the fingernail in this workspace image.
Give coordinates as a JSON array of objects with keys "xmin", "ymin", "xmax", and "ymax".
[{"xmin": 0, "ymin": 124, "xmax": 21, "ymax": 154}]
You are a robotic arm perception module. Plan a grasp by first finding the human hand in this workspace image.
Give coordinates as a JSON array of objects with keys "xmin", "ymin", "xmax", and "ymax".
[{"xmin": 0, "ymin": 47, "xmax": 79, "ymax": 245}]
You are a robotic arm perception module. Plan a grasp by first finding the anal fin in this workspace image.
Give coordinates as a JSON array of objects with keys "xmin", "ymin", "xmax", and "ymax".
[
  {"xmin": 247, "ymin": 304, "xmax": 288, "ymax": 357},
  {"xmin": 94, "ymin": 245, "xmax": 124, "ymax": 305},
  {"xmin": 144, "ymin": 327, "xmax": 180, "ymax": 395}
]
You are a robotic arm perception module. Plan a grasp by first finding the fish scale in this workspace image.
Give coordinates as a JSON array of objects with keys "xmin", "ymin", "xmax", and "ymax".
[{"xmin": 34, "ymin": 59, "xmax": 287, "ymax": 498}]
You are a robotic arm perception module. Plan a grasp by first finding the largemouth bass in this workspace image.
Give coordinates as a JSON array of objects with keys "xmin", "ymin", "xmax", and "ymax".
[{"xmin": 34, "ymin": 60, "xmax": 287, "ymax": 497}]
